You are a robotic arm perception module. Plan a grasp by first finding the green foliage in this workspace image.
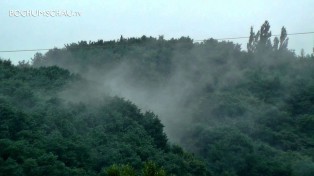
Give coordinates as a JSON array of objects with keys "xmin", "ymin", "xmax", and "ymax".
[
  {"xmin": 101, "ymin": 162, "xmax": 166, "ymax": 176},
  {"xmin": 1, "ymin": 21, "xmax": 314, "ymax": 176},
  {"xmin": 0, "ymin": 60, "xmax": 205, "ymax": 175},
  {"xmin": 247, "ymin": 21, "xmax": 288, "ymax": 54},
  {"xmin": 142, "ymin": 161, "xmax": 166, "ymax": 176},
  {"xmin": 102, "ymin": 164, "xmax": 136, "ymax": 176}
]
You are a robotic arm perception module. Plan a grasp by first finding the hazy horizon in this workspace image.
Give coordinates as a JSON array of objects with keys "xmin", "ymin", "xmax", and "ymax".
[{"xmin": 1, "ymin": 0, "xmax": 314, "ymax": 64}]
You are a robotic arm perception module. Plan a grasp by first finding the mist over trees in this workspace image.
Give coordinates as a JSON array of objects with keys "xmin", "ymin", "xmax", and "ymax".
[
  {"xmin": 0, "ymin": 60, "xmax": 206, "ymax": 175},
  {"xmin": 1, "ymin": 21, "xmax": 314, "ymax": 175}
]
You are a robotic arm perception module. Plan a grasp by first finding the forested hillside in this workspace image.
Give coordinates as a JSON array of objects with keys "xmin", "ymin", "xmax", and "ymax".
[
  {"xmin": 2, "ymin": 21, "xmax": 314, "ymax": 175},
  {"xmin": 0, "ymin": 60, "xmax": 207, "ymax": 175}
]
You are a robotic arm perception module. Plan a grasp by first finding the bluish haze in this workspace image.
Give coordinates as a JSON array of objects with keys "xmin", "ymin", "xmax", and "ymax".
[{"xmin": 0, "ymin": 0, "xmax": 313, "ymax": 64}]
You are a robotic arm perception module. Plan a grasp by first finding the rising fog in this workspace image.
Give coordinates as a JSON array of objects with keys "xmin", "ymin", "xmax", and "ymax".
[
  {"xmin": 3, "ymin": 20, "xmax": 314, "ymax": 175},
  {"xmin": 39, "ymin": 40, "xmax": 227, "ymax": 142},
  {"xmin": 32, "ymin": 30, "xmax": 297, "ymax": 145}
]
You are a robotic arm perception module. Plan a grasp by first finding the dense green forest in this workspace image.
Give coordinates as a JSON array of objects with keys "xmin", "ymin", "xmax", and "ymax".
[
  {"xmin": 0, "ymin": 60, "xmax": 207, "ymax": 175},
  {"xmin": 2, "ymin": 21, "xmax": 314, "ymax": 175}
]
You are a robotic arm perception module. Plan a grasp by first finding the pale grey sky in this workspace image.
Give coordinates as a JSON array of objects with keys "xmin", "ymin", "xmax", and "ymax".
[{"xmin": 1, "ymin": 0, "xmax": 313, "ymax": 64}]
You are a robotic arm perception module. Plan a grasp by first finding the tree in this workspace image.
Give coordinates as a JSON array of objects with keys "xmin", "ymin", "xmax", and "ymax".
[
  {"xmin": 31, "ymin": 52, "xmax": 44, "ymax": 67},
  {"xmin": 142, "ymin": 161, "xmax": 166, "ymax": 176},
  {"xmin": 102, "ymin": 164, "xmax": 136, "ymax": 176},
  {"xmin": 247, "ymin": 21, "xmax": 272, "ymax": 53},
  {"xmin": 248, "ymin": 21, "xmax": 290, "ymax": 53},
  {"xmin": 247, "ymin": 27, "xmax": 257, "ymax": 53},
  {"xmin": 258, "ymin": 21, "xmax": 272, "ymax": 50},
  {"xmin": 273, "ymin": 37, "xmax": 279, "ymax": 51},
  {"xmin": 300, "ymin": 49, "xmax": 305, "ymax": 58},
  {"xmin": 279, "ymin": 27, "xmax": 288, "ymax": 50}
]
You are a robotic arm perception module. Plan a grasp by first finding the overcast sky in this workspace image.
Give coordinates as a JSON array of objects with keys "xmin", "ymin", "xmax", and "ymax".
[{"xmin": 1, "ymin": 0, "xmax": 313, "ymax": 64}]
